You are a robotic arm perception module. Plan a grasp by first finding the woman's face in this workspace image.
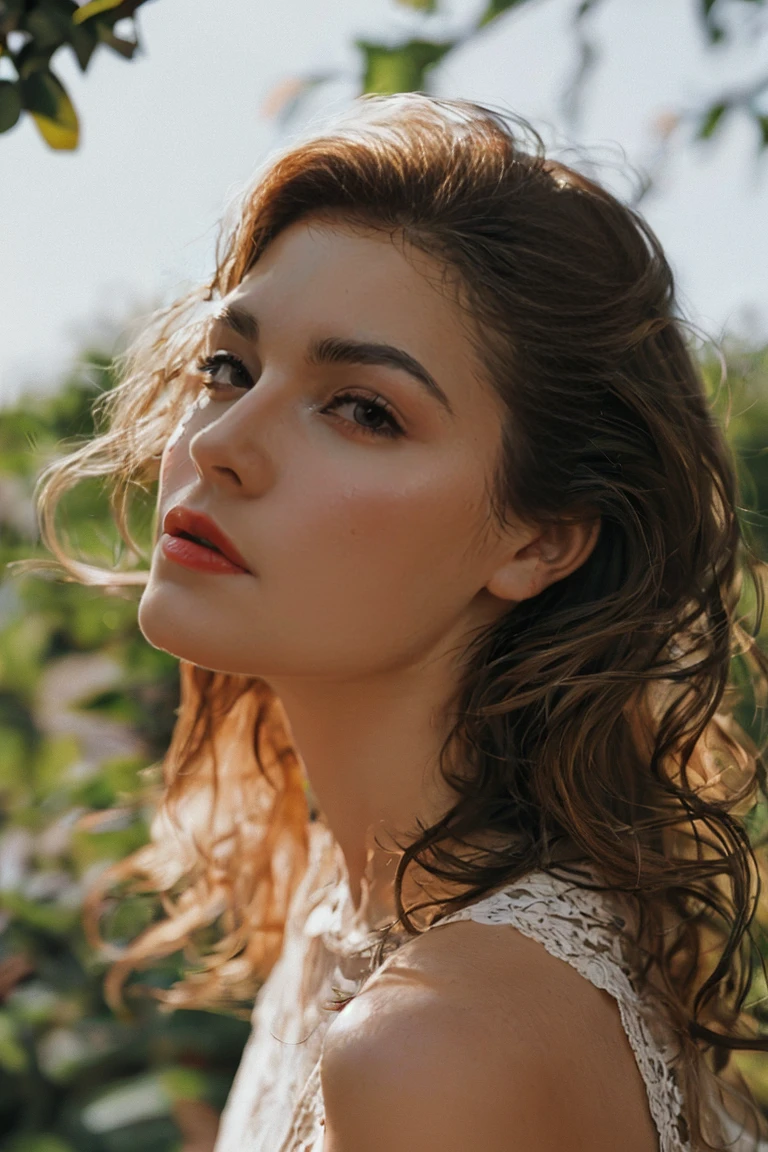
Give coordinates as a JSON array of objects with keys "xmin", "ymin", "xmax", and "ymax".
[{"xmin": 139, "ymin": 214, "xmax": 518, "ymax": 681}]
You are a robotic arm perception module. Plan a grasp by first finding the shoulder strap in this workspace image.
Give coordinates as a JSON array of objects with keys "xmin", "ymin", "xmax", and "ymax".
[{"xmin": 432, "ymin": 871, "xmax": 692, "ymax": 1152}]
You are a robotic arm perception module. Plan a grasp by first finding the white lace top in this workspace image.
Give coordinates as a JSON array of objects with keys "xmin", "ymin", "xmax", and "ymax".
[{"xmin": 213, "ymin": 819, "xmax": 759, "ymax": 1152}]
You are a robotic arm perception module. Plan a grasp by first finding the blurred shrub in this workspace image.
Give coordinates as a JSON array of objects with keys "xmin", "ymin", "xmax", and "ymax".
[{"xmin": 0, "ymin": 353, "xmax": 249, "ymax": 1151}]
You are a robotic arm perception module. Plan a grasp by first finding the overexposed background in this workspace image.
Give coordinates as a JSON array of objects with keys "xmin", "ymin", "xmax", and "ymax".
[{"xmin": 1, "ymin": 0, "xmax": 766, "ymax": 406}]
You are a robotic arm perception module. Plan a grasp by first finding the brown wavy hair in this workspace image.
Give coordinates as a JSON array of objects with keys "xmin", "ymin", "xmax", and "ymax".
[{"xmin": 16, "ymin": 94, "xmax": 768, "ymax": 1148}]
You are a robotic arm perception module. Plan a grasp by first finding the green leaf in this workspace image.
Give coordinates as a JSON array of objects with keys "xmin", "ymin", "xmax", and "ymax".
[
  {"xmin": 20, "ymin": 69, "xmax": 79, "ymax": 149},
  {"xmin": 697, "ymin": 101, "xmax": 728, "ymax": 140},
  {"xmin": 0, "ymin": 0, "xmax": 25, "ymax": 37},
  {"xmin": 0, "ymin": 1011, "xmax": 29, "ymax": 1074},
  {"xmin": 0, "ymin": 613, "xmax": 50, "ymax": 693},
  {"xmin": 757, "ymin": 114, "xmax": 768, "ymax": 149},
  {"xmin": 20, "ymin": 68, "xmax": 62, "ymax": 118},
  {"xmin": 0, "ymin": 728, "xmax": 28, "ymax": 784},
  {"xmin": 394, "ymin": 0, "xmax": 438, "ymax": 10},
  {"xmin": 94, "ymin": 21, "xmax": 137, "ymax": 59},
  {"xmin": 0, "ymin": 79, "xmax": 22, "ymax": 133},
  {"xmin": 357, "ymin": 38, "xmax": 455, "ymax": 95},
  {"xmin": 21, "ymin": 3, "xmax": 76, "ymax": 52},
  {"xmin": 33, "ymin": 732, "xmax": 82, "ymax": 797},
  {"xmin": 22, "ymin": 12, "xmax": 65, "ymax": 52},
  {"xmin": 6, "ymin": 1137, "xmax": 76, "ymax": 1152},
  {"xmin": 0, "ymin": 891, "xmax": 78, "ymax": 935},
  {"xmin": 68, "ymin": 23, "xmax": 99, "ymax": 70},
  {"xmin": 478, "ymin": 0, "xmax": 533, "ymax": 30},
  {"xmin": 575, "ymin": 0, "xmax": 603, "ymax": 15},
  {"xmin": 160, "ymin": 1065, "xmax": 208, "ymax": 1102},
  {"xmin": 698, "ymin": 0, "xmax": 726, "ymax": 42},
  {"xmin": 72, "ymin": 0, "xmax": 125, "ymax": 24},
  {"xmin": 15, "ymin": 40, "xmax": 57, "ymax": 80}
]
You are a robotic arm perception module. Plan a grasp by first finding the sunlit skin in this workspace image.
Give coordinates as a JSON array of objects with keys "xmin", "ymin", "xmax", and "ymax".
[{"xmin": 139, "ymin": 213, "xmax": 598, "ymax": 925}]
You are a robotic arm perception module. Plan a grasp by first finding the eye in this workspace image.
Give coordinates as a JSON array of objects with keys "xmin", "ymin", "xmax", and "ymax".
[
  {"xmin": 322, "ymin": 391, "xmax": 404, "ymax": 440},
  {"xmin": 194, "ymin": 351, "xmax": 253, "ymax": 393},
  {"xmin": 192, "ymin": 354, "xmax": 404, "ymax": 440}
]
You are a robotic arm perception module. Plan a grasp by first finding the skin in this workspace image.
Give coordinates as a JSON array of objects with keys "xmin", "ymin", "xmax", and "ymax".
[
  {"xmin": 321, "ymin": 918, "xmax": 662, "ymax": 1151},
  {"xmin": 135, "ymin": 212, "xmax": 657, "ymax": 1147}
]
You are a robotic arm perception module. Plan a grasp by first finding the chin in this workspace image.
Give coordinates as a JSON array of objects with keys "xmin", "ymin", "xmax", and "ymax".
[
  {"xmin": 137, "ymin": 600, "xmax": 187, "ymax": 663},
  {"xmin": 137, "ymin": 585, "xmax": 262, "ymax": 677},
  {"xmin": 137, "ymin": 584, "xmax": 212, "ymax": 667}
]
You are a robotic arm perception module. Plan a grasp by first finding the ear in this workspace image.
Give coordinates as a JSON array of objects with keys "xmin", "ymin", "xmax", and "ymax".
[{"xmin": 485, "ymin": 517, "xmax": 601, "ymax": 605}]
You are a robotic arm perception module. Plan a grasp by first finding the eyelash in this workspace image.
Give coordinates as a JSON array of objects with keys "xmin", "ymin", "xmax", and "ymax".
[{"xmin": 193, "ymin": 352, "xmax": 405, "ymax": 440}]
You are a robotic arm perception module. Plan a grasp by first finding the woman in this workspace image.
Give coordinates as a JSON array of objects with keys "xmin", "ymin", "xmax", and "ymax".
[{"xmin": 25, "ymin": 94, "xmax": 768, "ymax": 1150}]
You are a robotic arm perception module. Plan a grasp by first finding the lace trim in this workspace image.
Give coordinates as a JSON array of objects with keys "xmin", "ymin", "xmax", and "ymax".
[
  {"xmin": 278, "ymin": 1060, "xmax": 325, "ymax": 1152},
  {"xmin": 434, "ymin": 870, "xmax": 691, "ymax": 1152}
]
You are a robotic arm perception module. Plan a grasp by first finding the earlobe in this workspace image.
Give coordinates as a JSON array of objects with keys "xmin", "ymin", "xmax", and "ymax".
[{"xmin": 484, "ymin": 537, "xmax": 547, "ymax": 604}]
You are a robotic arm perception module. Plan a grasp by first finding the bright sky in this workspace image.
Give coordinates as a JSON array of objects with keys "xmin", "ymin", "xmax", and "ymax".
[{"xmin": 1, "ymin": 0, "xmax": 766, "ymax": 407}]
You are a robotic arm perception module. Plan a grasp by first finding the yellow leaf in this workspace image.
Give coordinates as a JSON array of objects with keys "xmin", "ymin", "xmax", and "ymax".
[
  {"xmin": 73, "ymin": 0, "xmax": 125, "ymax": 25},
  {"xmin": 21, "ymin": 69, "xmax": 79, "ymax": 148},
  {"xmin": 31, "ymin": 108, "xmax": 79, "ymax": 150}
]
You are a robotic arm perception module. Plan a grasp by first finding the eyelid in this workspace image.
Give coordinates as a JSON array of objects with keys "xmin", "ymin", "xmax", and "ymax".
[
  {"xmin": 195, "ymin": 347, "xmax": 410, "ymax": 433},
  {"xmin": 323, "ymin": 390, "xmax": 404, "ymax": 439},
  {"xmin": 195, "ymin": 350, "xmax": 253, "ymax": 391}
]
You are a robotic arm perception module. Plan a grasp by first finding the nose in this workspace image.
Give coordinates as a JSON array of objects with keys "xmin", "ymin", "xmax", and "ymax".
[{"xmin": 187, "ymin": 391, "xmax": 277, "ymax": 496}]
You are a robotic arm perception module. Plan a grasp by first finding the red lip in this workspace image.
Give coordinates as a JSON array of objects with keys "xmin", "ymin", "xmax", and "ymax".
[{"xmin": 162, "ymin": 506, "xmax": 251, "ymax": 572}]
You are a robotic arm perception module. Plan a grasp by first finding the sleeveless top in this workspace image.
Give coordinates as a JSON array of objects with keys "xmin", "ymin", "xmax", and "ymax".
[{"xmin": 213, "ymin": 820, "xmax": 761, "ymax": 1152}]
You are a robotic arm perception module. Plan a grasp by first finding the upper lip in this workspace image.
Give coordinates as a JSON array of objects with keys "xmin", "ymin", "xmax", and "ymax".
[{"xmin": 162, "ymin": 506, "xmax": 251, "ymax": 572}]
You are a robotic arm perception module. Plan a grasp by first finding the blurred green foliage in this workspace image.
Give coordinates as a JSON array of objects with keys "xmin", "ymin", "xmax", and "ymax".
[
  {"xmin": 0, "ymin": 334, "xmax": 766, "ymax": 1148},
  {"xmin": 266, "ymin": 0, "xmax": 768, "ymax": 162},
  {"xmin": 0, "ymin": 354, "xmax": 250, "ymax": 1151}
]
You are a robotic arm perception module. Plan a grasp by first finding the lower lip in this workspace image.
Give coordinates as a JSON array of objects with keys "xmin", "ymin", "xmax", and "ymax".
[{"xmin": 160, "ymin": 533, "xmax": 251, "ymax": 575}]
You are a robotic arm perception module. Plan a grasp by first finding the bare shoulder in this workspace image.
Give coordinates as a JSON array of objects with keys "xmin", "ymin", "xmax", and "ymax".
[{"xmin": 320, "ymin": 918, "xmax": 659, "ymax": 1152}]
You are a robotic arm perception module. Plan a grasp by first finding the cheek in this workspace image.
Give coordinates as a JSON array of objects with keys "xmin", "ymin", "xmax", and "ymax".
[
  {"xmin": 287, "ymin": 457, "xmax": 486, "ymax": 600},
  {"xmin": 157, "ymin": 442, "xmax": 196, "ymax": 521},
  {"xmin": 158, "ymin": 398, "xmax": 209, "ymax": 490}
]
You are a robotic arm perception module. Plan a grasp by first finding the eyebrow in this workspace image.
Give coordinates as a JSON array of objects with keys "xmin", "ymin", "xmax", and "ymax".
[{"xmin": 212, "ymin": 303, "xmax": 455, "ymax": 417}]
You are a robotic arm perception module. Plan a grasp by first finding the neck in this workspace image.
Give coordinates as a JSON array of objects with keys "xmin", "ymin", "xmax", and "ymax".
[{"xmin": 267, "ymin": 656, "xmax": 467, "ymax": 932}]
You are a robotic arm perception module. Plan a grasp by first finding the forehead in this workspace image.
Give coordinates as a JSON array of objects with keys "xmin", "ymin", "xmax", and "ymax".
[
  {"xmin": 223, "ymin": 215, "xmax": 497, "ymax": 416},
  {"xmin": 237, "ymin": 213, "xmax": 456, "ymax": 314}
]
